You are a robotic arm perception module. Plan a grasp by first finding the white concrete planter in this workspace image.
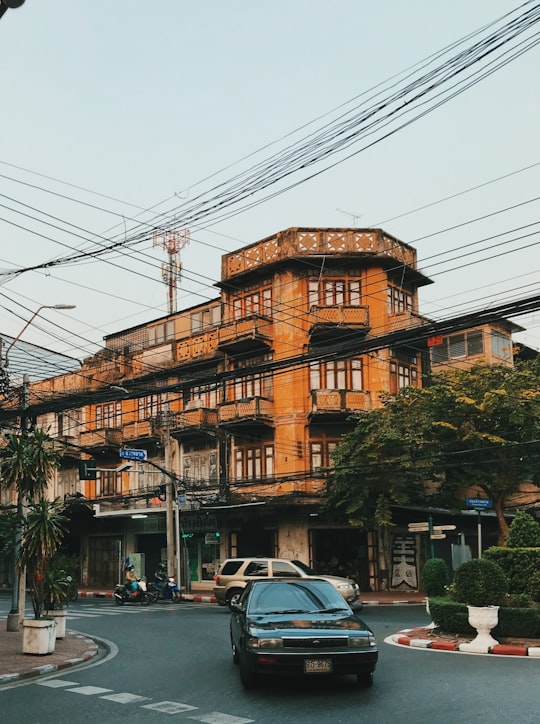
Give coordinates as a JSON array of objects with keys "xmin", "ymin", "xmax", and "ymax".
[
  {"xmin": 22, "ymin": 618, "xmax": 57, "ymax": 655},
  {"xmin": 45, "ymin": 608, "xmax": 67, "ymax": 639},
  {"xmin": 460, "ymin": 605, "xmax": 500, "ymax": 654}
]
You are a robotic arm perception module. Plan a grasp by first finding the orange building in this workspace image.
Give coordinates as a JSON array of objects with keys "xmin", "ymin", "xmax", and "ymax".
[{"xmin": 11, "ymin": 227, "xmax": 524, "ymax": 592}]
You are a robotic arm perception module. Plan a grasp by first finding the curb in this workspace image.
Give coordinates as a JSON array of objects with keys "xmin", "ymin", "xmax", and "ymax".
[
  {"xmin": 392, "ymin": 630, "xmax": 540, "ymax": 658},
  {"xmin": 0, "ymin": 634, "xmax": 99, "ymax": 685}
]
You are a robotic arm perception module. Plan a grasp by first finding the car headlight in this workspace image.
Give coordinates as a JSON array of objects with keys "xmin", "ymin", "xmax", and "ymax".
[
  {"xmin": 348, "ymin": 635, "xmax": 377, "ymax": 648},
  {"xmin": 246, "ymin": 636, "xmax": 284, "ymax": 650},
  {"xmin": 336, "ymin": 583, "xmax": 351, "ymax": 590}
]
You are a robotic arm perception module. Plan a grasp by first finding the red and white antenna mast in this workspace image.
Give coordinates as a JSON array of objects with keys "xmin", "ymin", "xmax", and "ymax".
[{"xmin": 152, "ymin": 229, "xmax": 190, "ymax": 314}]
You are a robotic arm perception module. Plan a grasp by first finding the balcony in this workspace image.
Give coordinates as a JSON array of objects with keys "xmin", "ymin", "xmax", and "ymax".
[
  {"xmin": 217, "ymin": 315, "xmax": 273, "ymax": 354},
  {"xmin": 218, "ymin": 397, "xmax": 274, "ymax": 431},
  {"xmin": 80, "ymin": 427, "xmax": 122, "ymax": 450},
  {"xmin": 308, "ymin": 305, "xmax": 370, "ymax": 343},
  {"xmin": 170, "ymin": 407, "xmax": 219, "ymax": 441},
  {"xmin": 176, "ymin": 328, "xmax": 220, "ymax": 364},
  {"xmin": 122, "ymin": 419, "xmax": 160, "ymax": 445},
  {"xmin": 308, "ymin": 389, "xmax": 372, "ymax": 421}
]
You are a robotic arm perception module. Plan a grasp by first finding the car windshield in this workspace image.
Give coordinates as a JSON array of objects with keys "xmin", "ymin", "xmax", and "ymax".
[{"xmin": 246, "ymin": 580, "xmax": 349, "ymax": 615}]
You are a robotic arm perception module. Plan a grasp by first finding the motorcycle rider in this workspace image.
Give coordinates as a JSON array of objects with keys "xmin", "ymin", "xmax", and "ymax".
[
  {"xmin": 153, "ymin": 562, "xmax": 181, "ymax": 601},
  {"xmin": 124, "ymin": 564, "xmax": 140, "ymax": 598}
]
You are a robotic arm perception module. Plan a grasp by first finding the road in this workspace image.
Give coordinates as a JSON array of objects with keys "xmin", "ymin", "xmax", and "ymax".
[{"xmin": 0, "ymin": 595, "xmax": 537, "ymax": 723}]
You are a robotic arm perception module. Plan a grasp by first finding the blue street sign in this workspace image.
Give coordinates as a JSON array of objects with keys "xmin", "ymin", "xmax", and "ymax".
[
  {"xmin": 120, "ymin": 448, "xmax": 147, "ymax": 461},
  {"xmin": 466, "ymin": 497, "xmax": 492, "ymax": 510}
]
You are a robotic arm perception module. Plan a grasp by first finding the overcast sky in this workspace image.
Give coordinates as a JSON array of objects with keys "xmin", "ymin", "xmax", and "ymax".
[{"xmin": 1, "ymin": 1, "xmax": 539, "ymax": 368}]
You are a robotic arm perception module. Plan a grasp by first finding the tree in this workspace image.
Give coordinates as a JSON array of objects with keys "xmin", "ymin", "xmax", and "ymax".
[
  {"xmin": 326, "ymin": 359, "xmax": 540, "ymax": 544},
  {"xmin": 0, "ymin": 428, "xmax": 63, "ymax": 619},
  {"xmin": 506, "ymin": 510, "xmax": 540, "ymax": 548}
]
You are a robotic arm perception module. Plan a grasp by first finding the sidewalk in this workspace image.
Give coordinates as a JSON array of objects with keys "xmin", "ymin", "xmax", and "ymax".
[{"xmin": 0, "ymin": 619, "xmax": 100, "ymax": 685}]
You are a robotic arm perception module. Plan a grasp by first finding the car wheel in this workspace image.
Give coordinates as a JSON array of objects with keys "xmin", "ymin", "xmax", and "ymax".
[
  {"xmin": 356, "ymin": 672, "xmax": 373, "ymax": 688},
  {"xmin": 239, "ymin": 654, "xmax": 258, "ymax": 689},
  {"xmin": 225, "ymin": 588, "xmax": 243, "ymax": 609}
]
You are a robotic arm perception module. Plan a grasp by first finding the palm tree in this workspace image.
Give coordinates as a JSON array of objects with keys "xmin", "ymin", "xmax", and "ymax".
[
  {"xmin": 17, "ymin": 498, "xmax": 68, "ymax": 619},
  {"xmin": 0, "ymin": 428, "xmax": 64, "ymax": 619}
]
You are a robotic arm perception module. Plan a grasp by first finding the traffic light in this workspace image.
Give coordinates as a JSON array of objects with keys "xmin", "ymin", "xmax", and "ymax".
[{"xmin": 78, "ymin": 460, "xmax": 96, "ymax": 480}]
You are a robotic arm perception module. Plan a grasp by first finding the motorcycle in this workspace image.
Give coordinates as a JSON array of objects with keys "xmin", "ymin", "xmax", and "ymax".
[
  {"xmin": 114, "ymin": 577, "xmax": 151, "ymax": 605},
  {"xmin": 147, "ymin": 573, "xmax": 182, "ymax": 603}
]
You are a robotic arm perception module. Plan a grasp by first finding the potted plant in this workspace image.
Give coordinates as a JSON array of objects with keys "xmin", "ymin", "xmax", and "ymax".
[
  {"xmin": 453, "ymin": 557, "xmax": 508, "ymax": 653},
  {"xmin": 17, "ymin": 498, "xmax": 68, "ymax": 654},
  {"xmin": 43, "ymin": 554, "xmax": 79, "ymax": 639}
]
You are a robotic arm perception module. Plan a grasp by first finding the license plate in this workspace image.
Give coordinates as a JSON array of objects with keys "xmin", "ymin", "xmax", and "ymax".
[{"xmin": 304, "ymin": 658, "xmax": 333, "ymax": 674}]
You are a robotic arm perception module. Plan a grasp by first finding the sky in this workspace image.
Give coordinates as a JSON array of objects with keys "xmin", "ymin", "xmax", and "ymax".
[{"xmin": 1, "ymin": 1, "xmax": 539, "ymax": 373}]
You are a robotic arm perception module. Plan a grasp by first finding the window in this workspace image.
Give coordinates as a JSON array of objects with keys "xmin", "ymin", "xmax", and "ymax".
[
  {"xmin": 191, "ymin": 308, "xmax": 216, "ymax": 334},
  {"xmin": 97, "ymin": 470, "xmax": 121, "ymax": 497},
  {"xmin": 491, "ymin": 331, "xmax": 512, "ymax": 362},
  {"xmin": 387, "ymin": 285, "xmax": 413, "ymax": 314},
  {"xmin": 148, "ymin": 320, "xmax": 174, "ymax": 346},
  {"xmin": 233, "ymin": 354, "xmax": 273, "ymax": 399},
  {"xmin": 310, "ymin": 440, "xmax": 338, "ymax": 472},
  {"xmin": 309, "ymin": 358, "xmax": 363, "ymax": 390},
  {"xmin": 234, "ymin": 445, "xmax": 274, "ymax": 481},
  {"xmin": 390, "ymin": 361, "xmax": 418, "ymax": 393},
  {"xmin": 138, "ymin": 394, "xmax": 162, "ymax": 421},
  {"xmin": 308, "ymin": 278, "xmax": 361, "ymax": 307},
  {"xmin": 431, "ymin": 330, "xmax": 485, "ymax": 363},
  {"xmin": 231, "ymin": 285, "xmax": 272, "ymax": 320},
  {"xmin": 187, "ymin": 385, "xmax": 218, "ymax": 409},
  {"xmin": 95, "ymin": 402, "xmax": 122, "ymax": 428}
]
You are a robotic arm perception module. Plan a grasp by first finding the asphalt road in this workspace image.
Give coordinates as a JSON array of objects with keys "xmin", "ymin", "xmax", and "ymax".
[{"xmin": 0, "ymin": 597, "xmax": 537, "ymax": 723}]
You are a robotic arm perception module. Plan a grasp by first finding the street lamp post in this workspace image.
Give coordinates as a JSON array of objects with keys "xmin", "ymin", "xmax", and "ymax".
[{"xmin": 2, "ymin": 303, "xmax": 75, "ymax": 632}]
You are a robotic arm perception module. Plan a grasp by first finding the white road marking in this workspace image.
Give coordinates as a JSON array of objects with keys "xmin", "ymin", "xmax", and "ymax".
[
  {"xmin": 141, "ymin": 701, "xmax": 198, "ymax": 714},
  {"xmin": 65, "ymin": 685, "xmax": 114, "ymax": 695},
  {"xmin": 101, "ymin": 692, "xmax": 150, "ymax": 704},
  {"xmin": 37, "ymin": 679, "xmax": 79, "ymax": 688},
  {"xmin": 189, "ymin": 714, "xmax": 255, "ymax": 724}
]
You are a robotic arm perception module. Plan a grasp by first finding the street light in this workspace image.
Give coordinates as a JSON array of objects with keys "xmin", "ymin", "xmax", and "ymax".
[
  {"xmin": 4, "ymin": 303, "xmax": 76, "ymax": 632},
  {"xmin": 3, "ymin": 304, "xmax": 76, "ymax": 369}
]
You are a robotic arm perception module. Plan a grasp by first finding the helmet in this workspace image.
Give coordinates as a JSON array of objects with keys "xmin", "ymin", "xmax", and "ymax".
[{"xmin": 128, "ymin": 565, "xmax": 135, "ymax": 571}]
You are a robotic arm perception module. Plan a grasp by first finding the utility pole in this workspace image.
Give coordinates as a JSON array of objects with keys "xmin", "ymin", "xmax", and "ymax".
[{"xmin": 162, "ymin": 405, "xmax": 176, "ymax": 576}]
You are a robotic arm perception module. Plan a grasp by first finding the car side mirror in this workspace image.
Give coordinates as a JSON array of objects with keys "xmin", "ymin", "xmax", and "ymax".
[{"xmin": 230, "ymin": 602, "xmax": 243, "ymax": 614}]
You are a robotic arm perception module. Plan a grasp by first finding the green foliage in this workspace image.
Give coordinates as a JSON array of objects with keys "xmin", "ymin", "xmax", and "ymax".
[
  {"xmin": 528, "ymin": 570, "xmax": 540, "ymax": 602},
  {"xmin": 453, "ymin": 557, "xmax": 508, "ymax": 607},
  {"xmin": 421, "ymin": 558, "xmax": 449, "ymax": 597},
  {"xmin": 428, "ymin": 596, "xmax": 540, "ymax": 637},
  {"xmin": 506, "ymin": 510, "xmax": 540, "ymax": 548},
  {"xmin": 483, "ymin": 546, "xmax": 540, "ymax": 594},
  {"xmin": 325, "ymin": 360, "xmax": 540, "ymax": 540},
  {"xmin": 43, "ymin": 553, "xmax": 80, "ymax": 609},
  {"xmin": 427, "ymin": 596, "xmax": 474, "ymax": 635},
  {"xmin": 0, "ymin": 429, "xmax": 60, "ymax": 501},
  {"xmin": 17, "ymin": 498, "xmax": 68, "ymax": 619},
  {"xmin": 502, "ymin": 592, "xmax": 534, "ymax": 608}
]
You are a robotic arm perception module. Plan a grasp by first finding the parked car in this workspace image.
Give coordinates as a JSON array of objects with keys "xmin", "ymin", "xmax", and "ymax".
[
  {"xmin": 229, "ymin": 578, "xmax": 378, "ymax": 689},
  {"xmin": 213, "ymin": 557, "xmax": 360, "ymax": 608}
]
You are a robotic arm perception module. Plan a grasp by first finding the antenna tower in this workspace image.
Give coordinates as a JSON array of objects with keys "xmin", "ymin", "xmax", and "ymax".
[{"xmin": 152, "ymin": 229, "xmax": 190, "ymax": 314}]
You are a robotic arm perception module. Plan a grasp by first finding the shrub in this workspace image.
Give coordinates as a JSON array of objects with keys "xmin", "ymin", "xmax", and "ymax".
[
  {"xmin": 422, "ymin": 558, "xmax": 449, "ymax": 597},
  {"xmin": 484, "ymin": 547, "xmax": 540, "ymax": 594},
  {"xmin": 428, "ymin": 597, "xmax": 540, "ymax": 638},
  {"xmin": 506, "ymin": 510, "xmax": 540, "ymax": 548},
  {"xmin": 529, "ymin": 570, "xmax": 540, "ymax": 603},
  {"xmin": 453, "ymin": 558, "xmax": 508, "ymax": 607}
]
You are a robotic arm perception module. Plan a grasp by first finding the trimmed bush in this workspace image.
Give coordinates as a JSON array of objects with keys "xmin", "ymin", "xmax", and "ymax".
[
  {"xmin": 428, "ymin": 597, "xmax": 540, "ymax": 638},
  {"xmin": 453, "ymin": 557, "xmax": 508, "ymax": 607},
  {"xmin": 529, "ymin": 570, "xmax": 540, "ymax": 603},
  {"xmin": 422, "ymin": 558, "xmax": 449, "ymax": 597},
  {"xmin": 484, "ymin": 547, "xmax": 540, "ymax": 594},
  {"xmin": 506, "ymin": 510, "xmax": 540, "ymax": 548}
]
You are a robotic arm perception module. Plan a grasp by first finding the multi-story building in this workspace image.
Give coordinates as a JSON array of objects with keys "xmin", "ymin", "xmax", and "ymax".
[{"xmin": 4, "ymin": 227, "xmax": 524, "ymax": 593}]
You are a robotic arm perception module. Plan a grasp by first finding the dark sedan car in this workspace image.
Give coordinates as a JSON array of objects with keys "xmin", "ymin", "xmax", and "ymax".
[{"xmin": 229, "ymin": 578, "xmax": 378, "ymax": 689}]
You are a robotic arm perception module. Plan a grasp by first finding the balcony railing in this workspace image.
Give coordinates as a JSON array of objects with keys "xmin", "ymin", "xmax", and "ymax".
[
  {"xmin": 176, "ymin": 328, "xmax": 220, "ymax": 364},
  {"xmin": 218, "ymin": 397, "xmax": 273, "ymax": 426},
  {"xmin": 309, "ymin": 389, "xmax": 371, "ymax": 417},
  {"xmin": 217, "ymin": 315, "xmax": 272, "ymax": 352},
  {"xmin": 80, "ymin": 427, "xmax": 123, "ymax": 449},
  {"xmin": 308, "ymin": 305, "xmax": 370, "ymax": 340},
  {"xmin": 122, "ymin": 419, "xmax": 159, "ymax": 443},
  {"xmin": 170, "ymin": 408, "xmax": 219, "ymax": 438},
  {"xmin": 221, "ymin": 228, "xmax": 418, "ymax": 280}
]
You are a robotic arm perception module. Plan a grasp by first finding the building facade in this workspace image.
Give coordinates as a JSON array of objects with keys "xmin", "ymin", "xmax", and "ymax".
[{"xmin": 2, "ymin": 227, "xmax": 521, "ymax": 593}]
